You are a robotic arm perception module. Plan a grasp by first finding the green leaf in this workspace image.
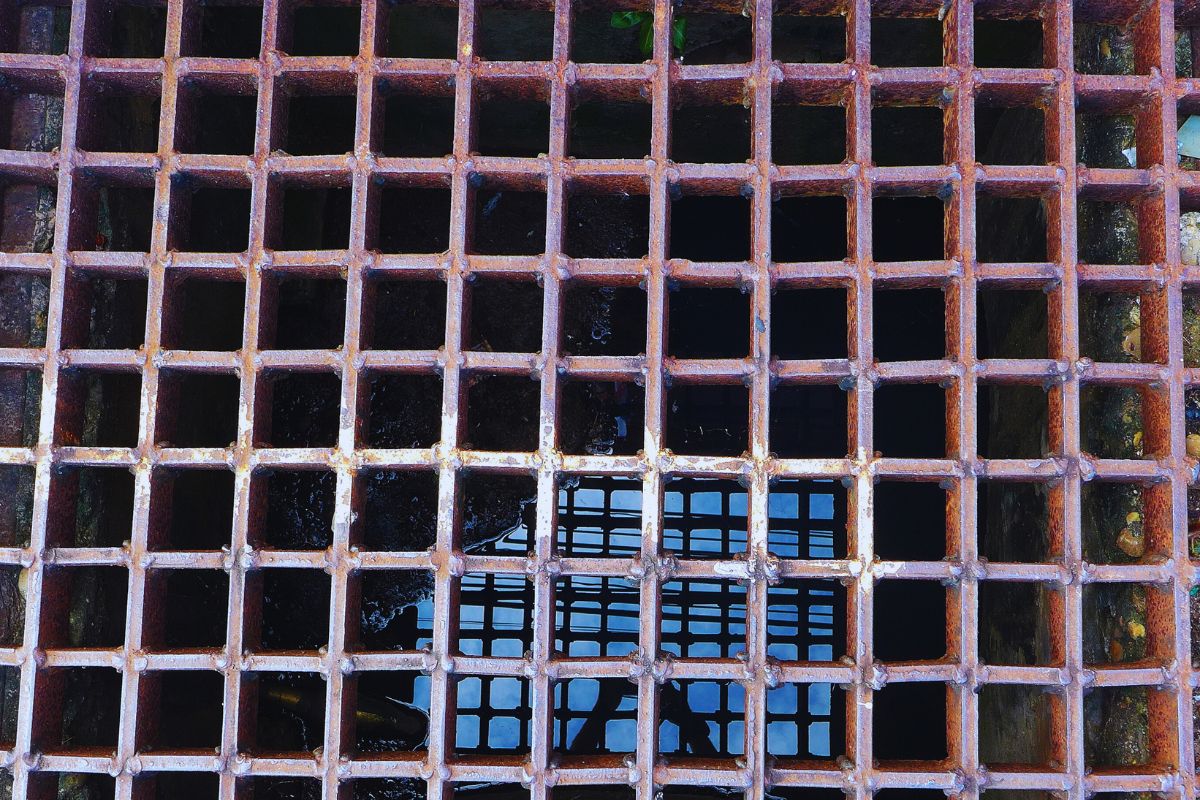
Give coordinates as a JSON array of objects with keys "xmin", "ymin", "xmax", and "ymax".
[
  {"xmin": 671, "ymin": 17, "xmax": 687, "ymax": 53},
  {"xmin": 638, "ymin": 18, "xmax": 654, "ymax": 55},
  {"xmin": 610, "ymin": 10, "xmax": 648, "ymax": 29}
]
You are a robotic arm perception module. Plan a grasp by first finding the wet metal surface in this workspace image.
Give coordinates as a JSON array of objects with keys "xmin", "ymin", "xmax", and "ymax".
[{"xmin": 0, "ymin": 1, "xmax": 1199, "ymax": 800}]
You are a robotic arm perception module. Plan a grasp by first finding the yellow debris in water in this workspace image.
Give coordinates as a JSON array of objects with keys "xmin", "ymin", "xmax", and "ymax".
[
  {"xmin": 1132, "ymin": 430, "xmax": 1143, "ymax": 449},
  {"xmin": 1128, "ymin": 620, "xmax": 1146, "ymax": 640},
  {"xmin": 1188, "ymin": 433, "xmax": 1200, "ymax": 458},
  {"xmin": 1126, "ymin": 511, "xmax": 1141, "ymax": 524},
  {"xmin": 1116, "ymin": 527, "xmax": 1144, "ymax": 558}
]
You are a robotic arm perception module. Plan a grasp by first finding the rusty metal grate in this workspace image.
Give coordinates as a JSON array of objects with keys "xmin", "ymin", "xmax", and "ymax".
[{"xmin": 1, "ymin": 0, "xmax": 1199, "ymax": 798}]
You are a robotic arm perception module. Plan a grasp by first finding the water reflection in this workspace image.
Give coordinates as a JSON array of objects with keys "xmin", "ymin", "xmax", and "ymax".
[{"xmin": 350, "ymin": 475, "xmax": 846, "ymax": 757}]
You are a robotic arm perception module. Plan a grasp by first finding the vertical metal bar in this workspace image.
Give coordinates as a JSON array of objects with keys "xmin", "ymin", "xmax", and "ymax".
[
  {"xmin": 11, "ymin": 0, "xmax": 87, "ymax": 796},
  {"xmin": 635, "ymin": 0, "xmax": 673, "ymax": 796},
  {"xmin": 1044, "ymin": 4, "xmax": 1086, "ymax": 800},
  {"xmin": 945, "ymin": 5, "xmax": 979, "ymax": 800},
  {"xmin": 845, "ymin": 2, "xmax": 875, "ymax": 798},
  {"xmin": 745, "ymin": 0, "xmax": 774, "ymax": 795},
  {"xmin": 216, "ymin": 1, "xmax": 279, "ymax": 797}
]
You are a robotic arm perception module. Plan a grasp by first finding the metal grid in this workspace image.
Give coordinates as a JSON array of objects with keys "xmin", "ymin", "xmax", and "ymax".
[{"xmin": 0, "ymin": 0, "xmax": 1196, "ymax": 799}]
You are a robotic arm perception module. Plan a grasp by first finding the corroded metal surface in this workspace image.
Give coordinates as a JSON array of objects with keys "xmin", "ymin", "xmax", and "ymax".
[{"xmin": 0, "ymin": 1, "xmax": 1197, "ymax": 799}]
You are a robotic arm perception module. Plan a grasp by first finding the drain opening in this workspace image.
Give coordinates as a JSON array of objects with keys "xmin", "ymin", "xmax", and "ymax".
[
  {"xmin": 873, "ymin": 579, "xmax": 945, "ymax": 661},
  {"xmin": 145, "ymin": 568, "xmax": 229, "ymax": 649},
  {"xmin": 871, "ymin": 103, "xmax": 943, "ymax": 167},
  {"xmin": 476, "ymin": 81, "xmax": 551, "ymax": 158},
  {"xmin": 373, "ymin": 183, "xmax": 452, "ymax": 254},
  {"xmin": 468, "ymin": 183, "xmax": 547, "ymax": 256},
  {"xmin": 0, "ymin": 180, "xmax": 55, "ymax": 253},
  {"xmin": 168, "ymin": 181, "xmax": 252, "ymax": 254},
  {"xmin": 772, "ymin": 13, "xmax": 844, "ymax": 64},
  {"xmin": 386, "ymin": 3, "xmax": 457, "ymax": 59},
  {"xmin": 141, "ymin": 772, "xmax": 221, "ymax": 800},
  {"xmin": 283, "ymin": 89, "xmax": 357, "ymax": 157},
  {"xmin": 980, "ymin": 582, "xmax": 1055, "ymax": 667},
  {"xmin": 175, "ymin": 78, "xmax": 257, "ymax": 156},
  {"xmin": 352, "ymin": 670, "xmax": 431, "ymax": 754},
  {"xmin": 253, "ymin": 671, "xmax": 328, "ymax": 754},
  {"xmin": 1082, "ymin": 481, "xmax": 1147, "ymax": 564},
  {"xmin": 771, "ymin": 100, "xmax": 845, "ymax": 166},
  {"xmin": 458, "ymin": 572, "xmax": 533, "ymax": 657},
  {"xmin": 659, "ymin": 679, "xmax": 745, "ymax": 757},
  {"xmin": 77, "ymin": 75, "xmax": 161, "ymax": 154},
  {"xmin": 49, "ymin": 465, "xmax": 134, "ymax": 548},
  {"xmin": 356, "ymin": 568, "xmax": 435, "ymax": 653},
  {"xmin": 0, "ymin": 665, "xmax": 16, "ymax": 751},
  {"xmin": 771, "ymin": 288, "xmax": 847, "ymax": 359},
  {"xmin": 467, "ymin": 276, "xmax": 543, "ymax": 353},
  {"xmin": 34, "ymin": 667, "xmax": 122, "ymax": 751},
  {"xmin": 62, "ymin": 270, "xmax": 147, "ymax": 349},
  {"xmin": 156, "ymin": 370, "xmax": 240, "ymax": 448},
  {"xmin": 139, "ymin": 670, "xmax": 224, "ymax": 751},
  {"xmin": 870, "ymin": 17, "xmax": 942, "ymax": 68},
  {"xmin": 669, "ymin": 287, "xmax": 750, "ymax": 359},
  {"xmin": 161, "ymin": 274, "xmax": 245, "ymax": 351},
  {"xmin": 262, "ymin": 370, "xmax": 342, "ymax": 448},
  {"xmin": 570, "ymin": 5, "xmax": 649, "ymax": 64},
  {"xmin": 454, "ymin": 676, "xmax": 533, "ymax": 755},
  {"xmin": 466, "ymin": 374, "xmax": 540, "ymax": 452},
  {"xmin": 187, "ymin": 3, "xmax": 262, "ymax": 58},
  {"xmin": 977, "ymin": 289, "xmax": 1048, "ymax": 360},
  {"xmin": 1, "ymin": 4, "xmax": 69, "ymax": 56},
  {"xmin": 979, "ymin": 684, "xmax": 1056, "ymax": 768},
  {"xmin": 979, "ymin": 384, "xmax": 1049, "ymax": 460},
  {"xmin": 377, "ymin": 85, "xmax": 456, "ymax": 158},
  {"xmin": 556, "ymin": 573, "xmax": 638, "ymax": 657},
  {"xmin": 365, "ymin": 278, "xmax": 447, "ymax": 350},
  {"xmin": 771, "ymin": 195, "xmax": 846, "ymax": 262},
  {"xmin": 264, "ymin": 273, "xmax": 348, "ymax": 350},
  {"xmin": 270, "ymin": 179, "xmax": 353, "ymax": 251},
  {"xmin": 973, "ymin": 18, "xmax": 1043, "ymax": 68},
  {"xmin": 255, "ymin": 569, "xmax": 332, "ymax": 651},
  {"xmin": 975, "ymin": 95, "xmax": 1046, "ymax": 167},
  {"xmin": 873, "ymin": 683, "xmax": 946, "ymax": 761},
  {"xmin": 149, "ymin": 468, "xmax": 234, "ymax": 551},
  {"xmin": 566, "ymin": 190, "xmax": 651, "ymax": 259},
  {"xmin": 287, "ymin": 4, "xmax": 361, "ymax": 57},
  {"xmin": 364, "ymin": 373, "xmax": 442, "ymax": 449},
  {"xmin": 672, "ymin": 100, "xmax": 751, "ymax": 165},
  {"xmin": 874, "ymin": 287, "xmax": 944, "ymax": 361},
  {"xmin": 978, "ymin": 481, "xmax": 1051, "ymax": 564},
  {"xmin": 556, "ymin": 475, "xmax": 640, "ymax": 557},
  {"xmin": 669, "ymin": 193, "xmax": 751, "ymax": 262},
  {"xmin": 477, "ymin": 8, "xmax": 554, "ymax": 62},
  {"xmin": 871, "ymin": 195, "xmax": 944, "ymax": 262},
  {"xmin": 554, "ymin": 678, "xmax": 637, "ymax": 755},
  {"xmin": 260, "ymin": 469, "xmax": 336, "ymax": 550},
  {"xmin": 563, "ymin": 284, "xmax": 647, "ymax": 356},
  {"xmin": 766, "ymin": 685, "xmax": 842, "ymax": 760},
  {"xmin": 0, "ymin": 566, "xmax": 21, "ymax": 648}
]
